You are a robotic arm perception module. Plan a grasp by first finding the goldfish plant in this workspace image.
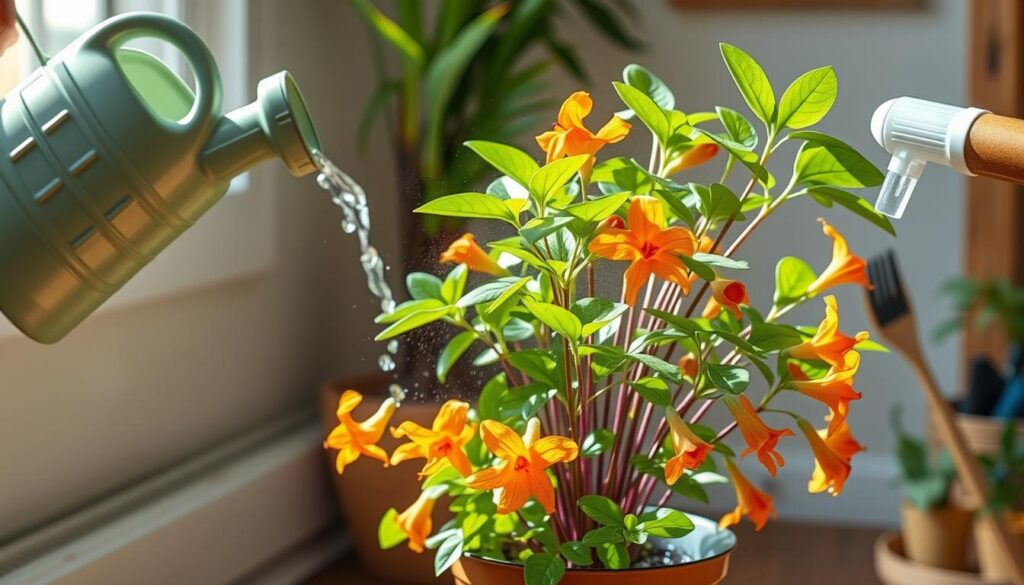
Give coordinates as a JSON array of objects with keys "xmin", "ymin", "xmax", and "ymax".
[{"xmin": 326, "ymin": 44, "xmax": 893, "ymax": 583}]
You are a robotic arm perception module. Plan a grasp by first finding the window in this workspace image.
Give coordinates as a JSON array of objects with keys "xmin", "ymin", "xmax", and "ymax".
[{"xmin": 0, "ymin": 0, "xmax": 273, "ymax": 339}]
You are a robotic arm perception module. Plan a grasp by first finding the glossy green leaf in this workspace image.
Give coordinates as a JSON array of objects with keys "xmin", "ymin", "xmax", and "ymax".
[
  {"xmin": 525, "ymin": 301, "xmax": 583, "ymax": 341},
  {"xmin": 434, "ymin": 529, "xmax": 464, "ymax": 576},
  {"xmin": 530, "ymin": 155, "xmax": 590, "ymax": 207},
  {"xmin": 572, "ymin": 297, "xmax": 629, "ymax": 338},
  {"xmin": 638, "ymin": 508, "xmax": 695, "ymax": 538},
  {"xmin": 457, "ymin": 277, "xmax": 528, "ymax": 308},
  {"xmin": 520, "ymin": 216, "xmax": 575, "ymax": 244},
  {"xmin": 705, "ymin": 363, "xmax": 750, "ymax": 394},
  {"xmin": 596, "ymin": 542, "xmax": 630, "ymax": 569},
  {"xmin": 563, "ymin": 192, "xmax": 630, "ymax": 222},
  {"xmin": 793, "ymin": 141, "xmax": 884, "ymax": 188},
  {"xmin": 628, "ymin": 376, "xmax": 672, "ymax": 406},
  {"xmin": 408, "ymin": 272, "xmax": 444, "ymax": 301},
  {"xmin": 583, "ymin": 526, "xmax": 624, "ymax": 545},
  {"xmin": 720, "ymin": 43, "xmax": 775, "ymax": 125},
  {"xmin": 696, "ymin": 182, "xmax": 741, "ymax": 222},
  {"xmin": 478, "ymin": 374, "xmax": 507, "ymax": 421},
  {"xmin": 416, "ymin": 193, "xmax": 518, "ymax": 225},
  {"xmin": 777, "ymin": 66, "xmax": 838, "ymax": 129},
  {"xmin": 774, "ymin": 256, "xmax": 817, "ymax": 306},
  {"xmin": 717, "ymin": 106, "xmax": 758, "ymax": 150},
  {"xmin": 376, "ymin": 298, "xmax": 447, "ymax": 324},
  {"xmin": 581, "ymin": 429, "xmax": 615, "ymax": 457},
  {"xmin": 681, "ymin": 255, "xmax": 715, "ymax": 283},
  {"xmin": 804, "ymin": 186, "xmax": 896, "ymax": 236},
  {"xmin": 579, "ymin": 495, "xmax": 626, "ymax": 527},
  {"xmin": 613, "ymin": 81, "xmax": 670, "ymax": 144},
  {"xmin": 437, "ymin": 331, "xmax": 476, "ymax": 383},
  {"xmin": 694, "ymin": 129, "xmax": 769, "ymax": 183},
  {"xmin": 559, "ymin": 541, "xmax": 593, "ymax": 566},
  {"xmin": 693, "ymin": 253, "xmax": 749, "ymax": 270},
  {"xmin": 378, "ymin": 508, "xmax": 408, "ymax": 549},
  {"xmin": 623, "ymin": 63, "xmax": 674, "ymax": 110},
  {"xmin": 748, "ymin": 322, "xmax": 804, "ymax": 351},
  {"xmin": 627, "ymin": 353, "xmax": 682, "ymax": 384},
  {"xmin": 465, "ymin": 141, "xmax": 540, "ymax": 187},
  {"xmin": 375, "ymin": 305, "xmax": 451, "ymax": 341},
  {"xmin": 524, "ymin": 553, "xmax": 565, "ymax": 585},
  {"xmin": 441, "ymin": 264, "xmax": 469, "ymax": 304}
]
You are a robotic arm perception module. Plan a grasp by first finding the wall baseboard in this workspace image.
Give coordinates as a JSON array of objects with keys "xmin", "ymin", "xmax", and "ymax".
[{"xmin": 0, "ymin": 420, "xmax": 342, "ymax": 585}]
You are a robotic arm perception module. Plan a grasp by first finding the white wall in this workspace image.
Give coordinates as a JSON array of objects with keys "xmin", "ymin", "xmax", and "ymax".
[
  {"xmin": 0, "ymin": 0, "xmax": 394, "ymax": 542},
  {"xmin": 556, "ymin": 1, "xmax": 967, "ymax": 524}
]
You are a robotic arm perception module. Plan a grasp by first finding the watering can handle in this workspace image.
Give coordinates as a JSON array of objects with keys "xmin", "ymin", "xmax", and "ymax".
[{"xmin": 83, "ymin": 12, "xmax": 222, "ymax": 136}]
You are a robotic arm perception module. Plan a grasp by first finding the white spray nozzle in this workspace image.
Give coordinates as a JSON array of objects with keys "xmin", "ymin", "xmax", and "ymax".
[{"xmin": 870, "ymin": 97, "xmax": 988, "ymax": 218}]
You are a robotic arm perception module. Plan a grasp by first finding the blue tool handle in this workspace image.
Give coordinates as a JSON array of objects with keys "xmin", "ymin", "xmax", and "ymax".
[{"xmin": 993, "ymin": 376, "xmax": 1024, "ymax": 418}]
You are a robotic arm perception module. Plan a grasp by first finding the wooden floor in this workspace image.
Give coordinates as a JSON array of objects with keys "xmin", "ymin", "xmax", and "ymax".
[{"xmin": 305, "ymin": 522, "xmax": 883, "ymax": 584}]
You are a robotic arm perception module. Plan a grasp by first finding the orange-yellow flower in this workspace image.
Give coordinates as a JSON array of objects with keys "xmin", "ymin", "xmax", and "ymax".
[
  {"xmin": 702, "ymin": 278, "xmax": 749, "ymax": 320},
  {"xmin": 323, "ymin": 390, "xmax": 396, "ymax": 475},
  {"xmin": 535, "ymin": 91, "xmax": 631, "ymax": 182},
  {"xmin": 720, "ymin": 457, "xmax": 777, "ymax": 531},
  {"xmin": 465, "ymin": 418, "xmax": 578, "ymax": 514},
  {"xmin": 395, "ymin": 489, "xmax": 440, "ymax": 553},
  {"xmin": 807, "ymin": 218, "xmax": 871, "ymax": 294},
  {"xmin": 663, "ymin": 143, "xmax": 720, "ymax": 176},
  {"xmin": 789, "ymin": 295, "xmax": 868, "ymax": 368},
  {"xmin": 722, "ymin": 394, "xmax": 794, "ymax": 477},
  {"xmin": 678, "ymin": 354, "xmax": 699, "ymax": 379},
  {"xmin": 797, "ymin": 418, "xmax": 854, "ymax": 496},
  {"xmin": 787, "ymin": 351, "xmax": 862, "ymax": 436},
  {"xmin": 390, "ymin": 400, "xmax": 475, "ymax": 477},
  {"xmin": 664, "ymin": 407, "xmax": 713, "ymax": 485},
  {"xmin": 589, "ymin": 196, "xmax": 697, "ymax": 305},
  {"xmin": 440, "ymin": 233, "xmax": 509, "ymax": 276}
]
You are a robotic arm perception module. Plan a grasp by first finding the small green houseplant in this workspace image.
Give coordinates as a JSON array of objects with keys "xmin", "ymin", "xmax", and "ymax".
[
  {"xmin": 326, "ymin": 43, "xmax": 892, "ymax": 584},
  {"xmin": 976, "ymin": 422, "xmax": 1024, "ymax": 580}
]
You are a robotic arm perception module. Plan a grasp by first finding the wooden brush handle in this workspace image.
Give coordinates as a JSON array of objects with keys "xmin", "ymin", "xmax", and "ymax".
[{"xmin": 908, "ymin": 353, "xmax": 1024, "ymax": 584}]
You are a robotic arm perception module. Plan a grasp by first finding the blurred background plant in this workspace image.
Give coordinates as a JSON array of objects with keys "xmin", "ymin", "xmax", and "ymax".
[
  {"xmin": 350, "ymin": 0, "xmax": 642, "ymax": 275},
  {"xmin": 892, "ymin": 405, "xmax": 957, "ymax": 509},
  {"xmin": 935, "ymin": 277, "xmax": 1024, "ymax": 347},
  {"xmin": 981, "ymin": 422, "xmax": 1024, "ymax": 512}
]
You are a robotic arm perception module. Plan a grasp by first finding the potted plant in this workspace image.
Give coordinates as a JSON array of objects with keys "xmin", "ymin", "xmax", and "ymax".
[
  {"xmin": 891, "ymin": 406, "xmax": 971, "ymax": 571},
  {"xmin": 976, "ymin": 422, "xmax": 1024, "ymax": 581},
  {"xmin": 326, "ymin": 43, "xmax": 892, "ymax": 584}
]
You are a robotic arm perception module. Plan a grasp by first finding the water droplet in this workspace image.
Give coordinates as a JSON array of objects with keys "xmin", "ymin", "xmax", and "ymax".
[
  {"xmin": 387, "ymin": 340, "xmax": 399, "ymax": 354},
  {"xmin": 378, "ymin": 353, "xmax": 395, "ymax": 372},
  {"xmin": 380, "ymin": 298, "xmax": 396, "ymax": 314},
  {"xmin": 389, "ymin": 383, "xmax": 407, "ymax": 404}
]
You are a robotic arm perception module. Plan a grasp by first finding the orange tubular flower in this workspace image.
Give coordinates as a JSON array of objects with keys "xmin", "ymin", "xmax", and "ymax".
[
  {"xmin": 324, "ymin": 390, "xmax": 396, "ymax": 475},
  {"xmin": 789, "ymin": 295, "xmax": 868, "ymax": 368},
  {"xmin": 390, "ymin": 400, "xmax": 475, "ymax": 477},
  {"xmin": 395, "ymin": 490, "xmax": 440, "ymax": 553},
  {"xmin": 664, "ymin": 408, "xmax": 713, "ymax": 485},
  {"xmin": 703, "ymin": 278, "xmax": 749, "ymax": 320},
  {"xmin": 807, "ymin": 218, "xmax": 871, "ymax": 294},
  {"xmin": 589, "ymin": 196, "xmax": 697, "ymax": 305},
  {"xmin": 720, "ymin": 457, "xmax": 777, "ymax": 531},
  {"xmin": 535, "ymin": 91, "xmax": 631, "ymax": 182},
  {"xmin": 440, "ymin": 233, "xmax": 509, "ymax": 276},
  {"xmin": 722, "ymin": 395, "xmax": 794, "ymax": 477},
  {"xmin": 787, "ymin": 351, "xmax": 862, "ymax": 436},
  {"xmin": 465, "ymin": 418, "xmax": 579, "ymax": 514},
  {"xmin": 678, "ymin": 354, "xmax": 699, "ymax": 379},
  {"xmin": 663, "ymin": 143, "xmax": 720, "ymax": 176},
  {"xmin": 797, "ymin": 418, "xmax": 854, "ymax": 496}
]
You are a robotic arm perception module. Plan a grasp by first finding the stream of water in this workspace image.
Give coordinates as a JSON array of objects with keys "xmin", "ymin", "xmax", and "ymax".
[{"xmin": 313, "ymin": 150, "xmax": 406, "ymax": 403}]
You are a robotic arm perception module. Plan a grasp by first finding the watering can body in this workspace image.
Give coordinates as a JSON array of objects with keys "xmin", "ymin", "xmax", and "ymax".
[{"xmin": 0, "ymin": 12, "xmax": 321, "ymax": 343}]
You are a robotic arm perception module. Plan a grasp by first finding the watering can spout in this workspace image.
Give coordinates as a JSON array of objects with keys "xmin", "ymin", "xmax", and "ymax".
[{"xmin": 202, "ymin": 70, "xmax": 321, "ymax": 180}]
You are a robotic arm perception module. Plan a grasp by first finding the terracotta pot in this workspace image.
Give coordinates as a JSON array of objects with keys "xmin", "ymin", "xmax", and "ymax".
[
  {"xmin": 900, "ymin": 501, "xmax": 972, "ymax": 570},
  {"xmin": 320, "ymin": 374, "xmax": 448, "ymax": 584},
  {"xmin": 875, "ymin": 531, "xmax": 1006, "ymax": 585},
  {"xmin": 451, "ymin": 515, "xmax": 735, "ymax": 585},
  {"xmin": 955, "ymin": 412, "xmax": 1024, "ymax": 457},
  {"xmin": 974, "ymin": 512, "xmax": 1024, "ymax": 582}
]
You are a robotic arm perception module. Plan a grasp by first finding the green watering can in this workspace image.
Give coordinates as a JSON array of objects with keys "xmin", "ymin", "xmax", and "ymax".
[{"xmin": 0, "ymin": 12, "xmax": 322, "ymax": 343}]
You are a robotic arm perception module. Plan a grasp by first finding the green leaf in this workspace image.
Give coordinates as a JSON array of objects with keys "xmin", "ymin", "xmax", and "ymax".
[
  {"xmin": 524, "ymin": 553, "xmax": 565, "ymax": 585},
  {"xmin": 437, "ymin": 331, "xmax": 476, "ymax": 383},
  {"xmin": 749, "ymin": 323, "xmax": 804, "ymax": 351},
  {"xmin": 457, "ymin": 277, "xmax": 529, "ymax": 308},
  {"xmin": 777, "ymin": 66, "xmax": 838, "ymax": 129},
  {"xmin": 720, "ymin": 43, "xmax": 775, "ymax": 125},
  {"xmin": 581, "ymin": 429, "xmax": 615, "ymax": 457},
  {"xmin": 377, "ymin": 298, "xmax": 447, "ymax": 324},
  {"xmin": 628, "ymin": 376, "xmax": 672, "ymax": 406},
  {"xmin": 614, "ymin": 82, "xmax": 670, "ymax": 144},
  {"xmin": 575, "ymin": 0, "xmax": 643, "ymax": 49},
  {"xmin": 563, "ymin": 192, "xmax": 630, "ymax": 222},
  {"xmin": 717, "ymin": 106, "xmax": 758, "ymax": 150},
  {"xmin": 578, "ymin": 495, "xmax": 625, "ymax": 527},
  {"xmin": 638, "ymin": 508, "xmax": 694, "ymax": 538},
  {"xmin": 530, "ymin": 155, "xmax": 590, "ymax": 207},
  {"xmin": 408, "ymin": 272, "xmax": 444, "ymax": 301},
  {"xmin": 705, "ymin": 363, "xmax": 750, "ymax": 394},
  {"xmin": 351, "ymin": 0, "xmax": 425, "ymax": 69},
  {"xmin": 572, "ymin": 297, "xmax": 629, "ymax": 338},
  {"xmin": 695, "ymin": 182, "xmax": 741, "ymax": 222},
  {"xmin": 520, "ymin": 216, "xmax": 575, "ymax": 244},
  {"xmin": 804, "ymin": 186, "xmax": 896, "ymax": 236},
  {"xmin": 441, "ymin": 264, "xmax": 469, "ymax": 304},
  {"xmin": 416, "ymin": 193, "xmax": 518, "ymax": 225},
  {"xmin": 596, "ymin": 542, "xmax": 630, "ymax": 569},
  {"xmin": 525, "ymin": 301, "xmax": 583, "ymax": 341},
  {"xmin": 465, "ymin": 141, "xmax": 540, "ymax": 187},
  {"xmin": 478, "ymin": 374, "xmax": 507, "ymax": 421},
  {"xmin": 627, "ymin": 353, "xmax": 682, "ymax": 384},
  {"xmin": 693, "ymin": 253, "xmax": 749, "ymax": 271},
  {"xmin": 793, "ymin": 141, "xmax": 884, "ymax": 188},
  {"xmin": 559, "ymin": 541, "xmax": 593, "ymax": 566},
  {"xmin": 681, "ymin": 255, "xmax": 715, "ymax": 283},
  {"xmin": 583, "ymin": 526, "xmax": 624, "ymax": 545},
  {"xmin": 376, "ymin": 306, "xmax": 451, "ymax": 341},
  {"xmin": 434, "ymin": 529, "xmax": 464, "ymax": 576},
  {"xmin": 694, "ymin": 129, "xmax": 769, "ymax": 183},
  {"xmin": 774, "ymin": 256, "xmax": 817, "ymax": 306},
  {"xmin": 378, "ymin": 508, "xmax": 407, "ymax": 549},
  {"xmin": 622, "ymin": 63, "xmax": 674, "ymax": 110}
]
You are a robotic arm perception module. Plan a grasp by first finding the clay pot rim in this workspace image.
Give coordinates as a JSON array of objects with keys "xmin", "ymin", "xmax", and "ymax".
[{"xmin": 462, "ymin": 514, "xmax": 735, "ymax": 575}]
